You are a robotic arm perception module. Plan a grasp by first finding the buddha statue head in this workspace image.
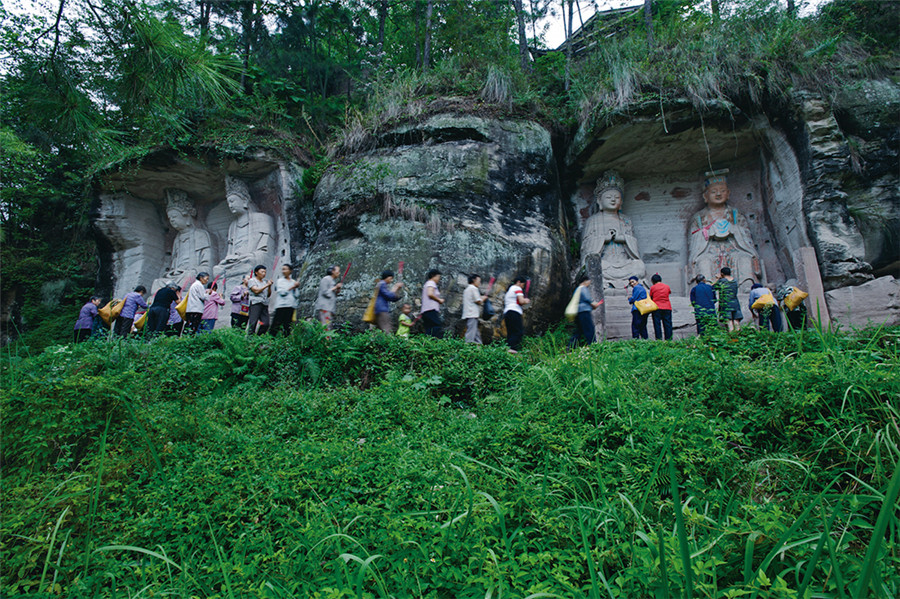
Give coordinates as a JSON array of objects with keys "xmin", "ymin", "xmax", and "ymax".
[
  {"xmin": 593, "ymin": 170, "xmax": 625, "ymax": 213},
  {"xmin": 165, "ymin": 189, "xmax": 195, "ymax": 231},
  {"xmin": 702, "ymin": 169, "xmax": 730, "ymax": 210},
  {"xmin": 225, "ymin": 176, "xmax": 252, "ymax": 215}
]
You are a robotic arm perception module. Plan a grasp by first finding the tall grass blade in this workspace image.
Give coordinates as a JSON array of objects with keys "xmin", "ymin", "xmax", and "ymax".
[
  {"xmin": 854, "ymin": 457, "xmax": 900, "ymax": 598},
  {"xmin": 668, "ymin": 454, "xmax": 693, "ymax": 599},
  {"xmin": 38, "ymin": 506, "xmax": 69, "ymax": 594},
  {"xmin": 206, "ymin": 515, "xmax": 236, "ymax": 599}
]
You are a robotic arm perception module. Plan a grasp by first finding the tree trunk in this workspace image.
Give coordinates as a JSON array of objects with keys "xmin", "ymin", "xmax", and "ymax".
[
  {"xmin": 423, "ymin": 0, "xmax": 433, "ymax": 70},
  {"xmin": 198, "ymin": 0, "xmax": 211, "ymax": 37},
  {"xmin": 513, "ymin": 0, "xmax": 530, "ymax": 72},
  {"xmin": 564, "ymin": 0, "xmax": 573, "ymax": 91},
  {"xmin": 786, "ymin": 0, "xmax": 796, "ymax": 16},
  {"xmin": 711, "ymin": 0, "xmax": 720, "ymax": 20},
  {"xmin": 415, "ymin": 2, "xmax": 422, "ymax": 69},
  {"xmin": 376, "ymin": 0, "xmax": 387, "ymax": 66},
  {"xmin": 644, "ymin": 0, "xmax": 653, "ymax": 47}
]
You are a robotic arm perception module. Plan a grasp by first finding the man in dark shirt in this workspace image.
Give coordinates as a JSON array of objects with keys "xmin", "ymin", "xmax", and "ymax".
[
  {"xmin": 689, "ymin": 274, "xmax": 716, "ymax": 335},
  {"xmin": 146, "ymin": 283, "xmax": 180, "ymax": 335}
]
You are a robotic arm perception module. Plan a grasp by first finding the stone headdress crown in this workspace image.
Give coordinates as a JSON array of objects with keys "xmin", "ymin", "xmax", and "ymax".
[
  {"xmin": 594, "ymin": 170, "xmax": 624, "ymax": 199},
  {"xmin": 165, "ymin": 189, "xmax": 195, "ymax": 217},
  {"xmin": 703, "ymin": 168, "xmax": 729, "ymax": 189},
  {"xmin": 225, "ymin": 175, "xmax": 251, "ymax": 203}
]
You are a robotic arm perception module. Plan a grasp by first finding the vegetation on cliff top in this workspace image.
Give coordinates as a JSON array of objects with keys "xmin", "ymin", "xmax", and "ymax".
[
  {"xmin": 2, "ymin": 0, "xmax": 897, "ymax": 339},
  {"xmin": 2, "ymin": 324, "xmax": 899, "ymax": 596}
]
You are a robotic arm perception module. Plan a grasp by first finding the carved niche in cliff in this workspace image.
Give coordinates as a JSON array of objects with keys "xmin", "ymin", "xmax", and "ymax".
[{"xmin": 94, "ymin": 150, "xmax": 298, "ymax": 299}]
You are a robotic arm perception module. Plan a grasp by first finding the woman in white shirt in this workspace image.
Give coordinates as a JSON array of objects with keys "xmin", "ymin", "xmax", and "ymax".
[
  {"xmin": 503, "ymin": 275, "xmax": 530, "ymax": 353},
  {"xmin": 270, "ymin": 263, "xmax": 300, "ymax": 337}
]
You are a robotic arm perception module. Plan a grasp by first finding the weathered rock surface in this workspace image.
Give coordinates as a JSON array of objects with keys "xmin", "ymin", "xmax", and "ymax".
[
  {"xmin": 296, "ymin": 113, "xmax": 568, "ymax": 337},
  {"xmin": 826, "ymin": 276, "xmax": 900, "ymax": 329}
]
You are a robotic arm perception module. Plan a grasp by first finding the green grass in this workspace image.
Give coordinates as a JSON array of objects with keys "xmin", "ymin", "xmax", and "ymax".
[{"xmin": 1, "ymin": 324, "xmax": 898, "ymax": 597}]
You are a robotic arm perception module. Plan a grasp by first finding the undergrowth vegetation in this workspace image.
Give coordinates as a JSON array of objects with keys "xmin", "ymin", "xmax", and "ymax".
[{"xmin": 2, "ymin": 324, "xmax": 898, "ymax": 597}]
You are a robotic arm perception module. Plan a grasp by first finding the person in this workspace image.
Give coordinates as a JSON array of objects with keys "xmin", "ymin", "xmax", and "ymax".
[
  {"xmin": 184, "ymin": 272, "xmax": 210, "ymax": 335},
  {"xmin": 421, "ymin": 269, "xmax": 445, "ymax": 338},
  {"xmin": 714, "ymin": 267, "xmax": 742, "ymax": 331},
  {"xmin": 146, "ymin": 283, "xmax": 179, "ymax": 336},
  {"xmin": 462, "ymin": 274, "xmax": 488, "ymax": 344},
  {"xmin": 374, "ymin": 270, "xmax": 403, "ymax": 333},
  {"xmin": 229, "ymin": 276, "xmax": 250, "ymax": 329},
  {"xmin": 689, "ymin": 274, "xmax": 717, "ymax": 335},
  {"xmin": 748, "ymin": 283, "xmax": 782, "ymax": 332},
  {"xmin": 315, "ymin": 265, "xmax": 342, "ymax": 330},
  {"xmin": 74, "ymin": 296, "xmax": 102, "ymax": 342},
  {"xmin": 777, "ymin": 282, "xmax": 808, "ymax": 331},
  {"xmin": 627, "ymin": 276, "xmax": 649, "ymax": 339},
  {"xmin": 247, "ymin": 265, "xmax": 273, "ymax": 335},
  {"xmin": 200, "ymin": 282, "xmax": 225, "ymax": 332},
  {"xmin": 649, "ymin": 274, "xmax": 673, "ymax": 340},
  {"xmin": 270, "ymin": 264, "xmax": 300, "ymax": 337},
  {"xmin": 115, "ymin": 286, "xmax": 148, "ymax": 337},
  {"xmin": 572, "ymin": 274, "xmax": 603, "ymax": 346},
  {"xmin": 167, "ymin": 296, "xmax": 185, "ymax": 336},
  {"xmin": 503, "ymin": 276, "xmax": 530, "ymax": 353},
  {"xmin": 397, "ymin": 303, "xmax": 413, "ymax": 338}
]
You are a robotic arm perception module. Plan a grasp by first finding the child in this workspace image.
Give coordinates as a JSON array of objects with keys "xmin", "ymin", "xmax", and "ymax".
[{"xmin": 397, "ymin": 303, "xmax": 413, "ymax": 338}]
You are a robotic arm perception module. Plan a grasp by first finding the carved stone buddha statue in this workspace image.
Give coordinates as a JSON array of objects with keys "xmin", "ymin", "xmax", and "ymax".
[
  {"xmin": 581, "ymin": 170, "xmax": 646, "ymax": 288},
  {"xmin": 687, "ymin": 170, "xmax": 761, "ymax": 291},
  {"xmin": 153, "ymin": 189, "xmax": 211, "ymax": 292},
  {"xmin": 213, "ymin": 175, "xmax": 275, "ymax": 283}
]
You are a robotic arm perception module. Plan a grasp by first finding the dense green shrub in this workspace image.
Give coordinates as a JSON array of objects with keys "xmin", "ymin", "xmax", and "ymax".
[{"xmin": 1, "ymin": 326, "xmax": 898, "ymax": 597}]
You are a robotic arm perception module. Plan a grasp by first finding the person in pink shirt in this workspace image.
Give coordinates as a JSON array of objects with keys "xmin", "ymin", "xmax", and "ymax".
[
  {"xmin": 649, "ymin": 273, "xmax": 673, "ymax": 340},
  {"xmin": 200, "ymin": 282, "xmax": 226, "ymax": 332}
]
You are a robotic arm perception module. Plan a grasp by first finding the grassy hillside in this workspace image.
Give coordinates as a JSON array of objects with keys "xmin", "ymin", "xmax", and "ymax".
[{"xmin": 2, "ymin": 325, "xmax": 898, "ymax": 598}]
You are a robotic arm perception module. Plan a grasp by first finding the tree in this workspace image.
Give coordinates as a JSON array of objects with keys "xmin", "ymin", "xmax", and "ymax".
[
  {"xmin": 513, "ymin": 0, "xmax": 531, "ymax": 71},
  {"xmin": 644, "ymin": 0, "xmax": 653, "ymax": 47}
]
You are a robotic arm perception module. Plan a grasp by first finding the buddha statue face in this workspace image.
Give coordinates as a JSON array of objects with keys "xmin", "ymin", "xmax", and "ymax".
[
  {"xmin": 225, "ymin": 176, "xmax": 251, "ymax": 215},
  {"xmin": 165, "ymin": 190, "xmax": 194, "ymax": 231},
  {"xmin": 703, "ymin": 181, "xmax": 730, "ymax": 209},
  {"xmin": 166, "ymin": 206, "xmax": 192, "ymax": 231},
  {"xmin": 598, "ymin": 189, "xmax": 623, "ymax": 212}
]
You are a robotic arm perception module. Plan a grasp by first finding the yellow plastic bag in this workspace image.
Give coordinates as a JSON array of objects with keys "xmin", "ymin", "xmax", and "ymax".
[
  {"xmin": 362, "ymin": 286, "xmax": 378, "ymax": 324},
  {"xmin": 751, "ymin": 293, "xmax": 776, "ymax": 310},
  {"xmin": 564, "ymin": 288, "xmax": 581, "ymax": 321},
  {"xmin": 175, "ymin": 295, "xmax": 188, "ymax": 318},
  {"xmin": 634, "ymin": 298, "xmax": 658, "ymax": 315},
  {"xmin": 98, "ymin": 301, "xmax": 116, "ymax": 325},
  {"xmin": 134, "ymin": 312, "xmax": 147, "ymax": 331},
  {"xmin": 784, "ymin": 287, "xmax": 808, "ymax": 310},
  {"xmin": 109, "ymin": 298, "xmax": 124, "ymax": 319}
]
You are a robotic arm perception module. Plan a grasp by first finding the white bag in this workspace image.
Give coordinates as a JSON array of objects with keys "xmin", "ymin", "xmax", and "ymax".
[{"xmin": 565, "ymin": 288, "xmax": 581, "ymax": 321}]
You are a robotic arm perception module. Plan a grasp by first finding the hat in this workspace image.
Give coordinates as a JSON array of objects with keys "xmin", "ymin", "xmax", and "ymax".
[
  {"xmin": 381, "ymin": 270, "xmax": 394, "ymax": 279},
  {"xmin": 703, "ymin": 168, "xmax": 729, "ymax": 189},
  {"xmin": 628, "ymin": 275, "xmax": 639, "ymax": 281},
  {"xmin": 594, "ymin": 170, "xmax": 625, "ymax": 198}
]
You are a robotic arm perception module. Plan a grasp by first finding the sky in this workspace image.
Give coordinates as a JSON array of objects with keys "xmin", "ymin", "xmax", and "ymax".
[{"xmin": 537, "ymin": 0, "xmax": 831, "ymax": 49}]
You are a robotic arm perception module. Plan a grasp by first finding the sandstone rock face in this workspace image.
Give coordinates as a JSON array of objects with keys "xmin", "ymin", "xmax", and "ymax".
[
  {"xmin": 296, "ymin": 114, "xmax": 568, "ymax": 337},
  {"xmin": 826, "ymin": 276, "xmax": 900, "ymax": 329}
]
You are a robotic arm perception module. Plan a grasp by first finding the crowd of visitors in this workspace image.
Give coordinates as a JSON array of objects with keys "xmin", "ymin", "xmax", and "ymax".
[{"xmin": 74, "ymin": 263, "xmax": 809, "ymax": 350}]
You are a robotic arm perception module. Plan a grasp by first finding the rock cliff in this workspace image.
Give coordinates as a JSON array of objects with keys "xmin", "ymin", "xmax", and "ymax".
[
  {"xmin": 295, "ymin": 113, "xmax": 568, "ymax": 338},
  {"xmin": 92, "ymin": 80, "xmax": 898, "ymax": 339}
]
